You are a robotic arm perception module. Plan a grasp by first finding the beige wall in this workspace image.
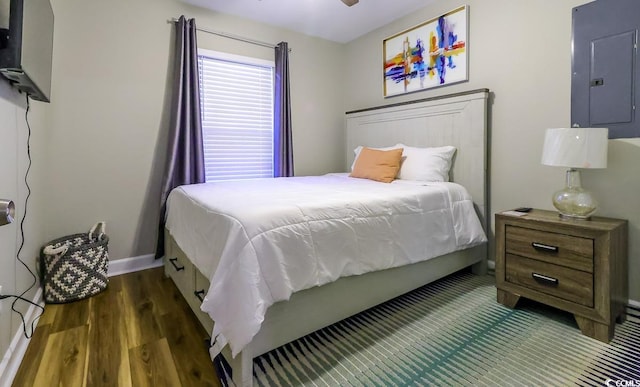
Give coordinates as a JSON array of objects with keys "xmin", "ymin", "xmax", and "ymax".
[
  {"xmin": 0, "ymin": 85, "xmax": 20, "ymax": 374},
  {"xmin": 344, "ymin": 0, "xmax": 640, "ymax": 302},
  {"xmin": 0, "ymin": 84, "xmax": 48, "ymax": 375},
  {"xmin": 46, "ymin": 0, "xmax": 345, "ymax": 260}
]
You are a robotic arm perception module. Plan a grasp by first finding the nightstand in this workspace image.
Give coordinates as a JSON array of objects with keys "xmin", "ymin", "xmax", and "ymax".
[{"xmin": 495, "ymin": 209, "xmax": 628, "ymax": 342}]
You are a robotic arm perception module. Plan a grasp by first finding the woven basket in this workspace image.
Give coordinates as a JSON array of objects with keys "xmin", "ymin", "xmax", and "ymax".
[{"xmin": 41, "ymin": 222, "xmax": 109, "ymax": 304}]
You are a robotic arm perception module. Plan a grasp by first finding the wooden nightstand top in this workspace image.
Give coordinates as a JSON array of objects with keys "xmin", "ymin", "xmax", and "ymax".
[{"xmin": 496, "ymin": 208, "xmax": 627, "ymax": 233}]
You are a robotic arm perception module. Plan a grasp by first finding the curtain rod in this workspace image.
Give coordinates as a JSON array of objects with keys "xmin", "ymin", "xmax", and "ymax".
[{"xmin": 168, "ymin": 18, "xmax": 291, "ymax": 51}]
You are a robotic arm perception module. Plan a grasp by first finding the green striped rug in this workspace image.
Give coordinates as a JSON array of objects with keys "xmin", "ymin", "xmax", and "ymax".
[{"xmin": 218, "ymin": 272, "xmax": 640, "ymax": 386}]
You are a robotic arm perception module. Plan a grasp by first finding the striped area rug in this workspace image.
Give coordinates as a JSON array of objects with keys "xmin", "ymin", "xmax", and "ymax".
[{"xmin": 219, "ymin": 272, "xmax": 640, "ymax": 386}]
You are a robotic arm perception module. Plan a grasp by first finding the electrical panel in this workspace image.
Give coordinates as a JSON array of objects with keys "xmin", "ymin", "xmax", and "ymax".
[{"xmin": 571, "ymin": 0, "xmax": 639, "ymax": 139}]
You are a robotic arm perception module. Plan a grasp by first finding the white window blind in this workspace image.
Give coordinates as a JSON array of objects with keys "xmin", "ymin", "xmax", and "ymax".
[{"xmin": 198, "ymin": 50, "xmax": 274, "ymax": 182}]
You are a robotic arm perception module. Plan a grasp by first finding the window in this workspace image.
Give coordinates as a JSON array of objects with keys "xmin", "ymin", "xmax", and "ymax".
[{"xmin": 198, "ymin": 49, "xmax": 274, "ymax": 182}]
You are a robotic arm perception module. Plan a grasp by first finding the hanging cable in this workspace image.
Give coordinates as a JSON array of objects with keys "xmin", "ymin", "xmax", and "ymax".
[{"xmin": 6, "ymin": 94, "xmax": 45, "ymax": 339}]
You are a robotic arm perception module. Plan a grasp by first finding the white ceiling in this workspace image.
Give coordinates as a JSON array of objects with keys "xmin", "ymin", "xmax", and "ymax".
[{"xmin": 181, "ymin": 0, "xmax": 434, "ymax": 43}]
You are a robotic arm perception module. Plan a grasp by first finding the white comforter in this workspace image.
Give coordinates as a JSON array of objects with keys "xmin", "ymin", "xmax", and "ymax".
[{"xmin": 165, "ymin": 174, "xmax": 487, "ymax": 358}]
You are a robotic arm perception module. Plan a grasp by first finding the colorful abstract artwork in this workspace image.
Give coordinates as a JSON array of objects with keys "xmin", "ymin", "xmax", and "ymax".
[{"xmin": 383, "ymin": 6, "xmax": 468, "ymax": 97}]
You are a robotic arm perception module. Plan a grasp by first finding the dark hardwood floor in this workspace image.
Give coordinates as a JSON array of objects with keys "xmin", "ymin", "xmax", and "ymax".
[{"xmin": 12, "ymin": 267, "xmax": 221, "ymax": 386}]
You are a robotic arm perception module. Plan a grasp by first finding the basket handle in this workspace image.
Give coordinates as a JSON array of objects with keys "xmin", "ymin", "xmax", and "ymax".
[
  {"xmin": 43, "ymin": 244, "xmax": 69, "ymax": 257},
  {"xmin": 89, "ymin": 221, "xmax": 107, "ymax": 241}
]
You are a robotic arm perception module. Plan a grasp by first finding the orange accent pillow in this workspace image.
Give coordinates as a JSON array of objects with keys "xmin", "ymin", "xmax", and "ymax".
[{"xmin": 349, "ymin": 147, "xmax": 404, "ymax": 183}]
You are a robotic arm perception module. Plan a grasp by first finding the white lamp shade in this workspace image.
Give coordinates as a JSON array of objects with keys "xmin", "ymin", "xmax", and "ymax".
[{"xmin": 541, "ymin": 127, "xmax": 609, "ymax": 169}]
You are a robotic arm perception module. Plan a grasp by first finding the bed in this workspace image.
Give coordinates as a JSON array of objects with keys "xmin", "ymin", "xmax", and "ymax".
[{"xmin": 163, "ymin": 88, "xmax": 490, "ymax": 386}]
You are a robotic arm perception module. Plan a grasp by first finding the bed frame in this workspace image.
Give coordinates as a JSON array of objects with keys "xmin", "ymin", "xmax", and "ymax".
[{"xmin": 164, "ymin": 88, "xmax": 490, "ymax": 386}]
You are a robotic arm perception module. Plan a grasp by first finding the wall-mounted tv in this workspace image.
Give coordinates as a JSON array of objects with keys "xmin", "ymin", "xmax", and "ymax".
[{"xmin": 0, "ymin": 0, "xmax": 53, "ymax": 103}]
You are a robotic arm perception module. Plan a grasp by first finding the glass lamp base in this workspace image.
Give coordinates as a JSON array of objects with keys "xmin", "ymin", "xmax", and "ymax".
[{"xmin": 552, "ymin": 169, "xmax": 598, "ymax": 220}]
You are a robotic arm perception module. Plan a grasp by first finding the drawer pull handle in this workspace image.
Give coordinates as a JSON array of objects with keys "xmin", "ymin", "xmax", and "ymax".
[
  {"xmin": 169, "ymin": 257, "xmax": 185, "ymax": 271},
  {"xmin": 532, "ymin": 273, "xmax": 559, "ymax": 286},
  {"xmin": 194, "ymin": 289, "xmax": 206, "ymax": 303},
  {"xmin": 531, "ymin": 242, "xmax": 559, "ymax": 253}
]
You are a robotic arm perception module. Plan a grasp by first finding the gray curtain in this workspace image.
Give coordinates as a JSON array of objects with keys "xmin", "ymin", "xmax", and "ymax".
[
  {"xmin": 155, "ymin": 16, "xmax": 205, "ymax": 258},
  {"xmin": 274, "ymin": 42, "xmax": 294, "ymax": 177}
]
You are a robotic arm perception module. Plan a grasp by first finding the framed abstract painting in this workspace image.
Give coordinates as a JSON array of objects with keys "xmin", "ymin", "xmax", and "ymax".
[{"xmin": 383, "ymin": 5, "xmax": 468, "ymax": 97}]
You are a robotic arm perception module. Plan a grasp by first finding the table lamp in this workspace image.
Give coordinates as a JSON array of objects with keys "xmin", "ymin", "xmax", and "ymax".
[{"xmin": 541, "ymin": 127, "xmax": 608, "ymax": 220}]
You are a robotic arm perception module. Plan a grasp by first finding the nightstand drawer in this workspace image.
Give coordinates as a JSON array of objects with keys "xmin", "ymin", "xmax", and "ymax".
[
  {"xmin": 505, "ymin": 254, "xmax": 593, "ymax": 307},
  {"xmin": 505, "ymin": 225, "xmax": 593, "ymax": 273}
]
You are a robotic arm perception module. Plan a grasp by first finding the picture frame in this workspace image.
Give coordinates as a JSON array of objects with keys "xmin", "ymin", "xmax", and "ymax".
[{"xmin": 383, "ymin": 5, "xmax": 468, "ymax": 97}]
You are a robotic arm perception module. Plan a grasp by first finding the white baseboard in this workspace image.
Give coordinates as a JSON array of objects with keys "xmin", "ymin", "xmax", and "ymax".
[
  {"xmin": 0, "ymin": 288, "xmax": 43, "ymax": 387},
  {"xmin": 107, "ymin": 254, "xmax": 164, "ymax": 277}
]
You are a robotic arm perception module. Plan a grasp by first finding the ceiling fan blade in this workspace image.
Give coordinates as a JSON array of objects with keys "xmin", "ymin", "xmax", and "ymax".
[{"xmin": 341, "ymin": 0, "xmax": 359, "ymax": 6}]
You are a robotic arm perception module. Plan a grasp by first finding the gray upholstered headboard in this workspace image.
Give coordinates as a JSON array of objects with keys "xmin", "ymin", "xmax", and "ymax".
[{"xmin": 345, "ymin": 88, "xmax": 490, "ymax": 230}]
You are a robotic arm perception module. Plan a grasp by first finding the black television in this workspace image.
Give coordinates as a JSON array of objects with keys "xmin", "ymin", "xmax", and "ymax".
[{"xmin": 0, "ymin": 0, "xmax": 53, "ymax": 103}]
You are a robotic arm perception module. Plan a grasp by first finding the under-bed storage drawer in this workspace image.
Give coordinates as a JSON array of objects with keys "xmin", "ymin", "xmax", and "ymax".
[
  {"xmin": 164, "ymin": 232, "xmax": 215, "ymax": 334},
  {"xmin": 189, "ymin": 269, "xmax": 214, "ymax": 334},
  {"xmin": 164, "ymin": 236, "xmax": 193, "ymax": 295}
]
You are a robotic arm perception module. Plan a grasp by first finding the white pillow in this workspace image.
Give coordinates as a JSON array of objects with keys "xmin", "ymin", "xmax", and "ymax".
[
  {"xmin": 350, "ymin": 144, "xmax": 402, "ymax": 171},
  {"xmin": 396, "ymin": 144, "xmax": 457, "ymax": 182}
]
